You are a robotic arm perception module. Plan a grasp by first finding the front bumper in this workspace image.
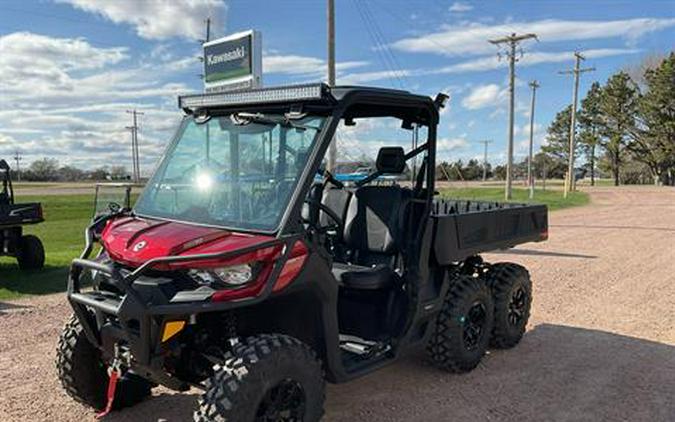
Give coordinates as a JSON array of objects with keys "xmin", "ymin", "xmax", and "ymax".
[{"xmin": 67, "ymin": 234, "xmax": 298, "ymax": 390}]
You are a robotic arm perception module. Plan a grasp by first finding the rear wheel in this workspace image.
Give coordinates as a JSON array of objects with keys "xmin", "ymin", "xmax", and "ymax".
[
  {"xmin": 56, "ymin": 315, "xmax": 152, "ymax": 411},
  {"xmin": 427, "ymin": 275, "xmax": 494, "ymax": 373},
  {"xmin": 488, "ymin": 263, "xmax": 532, "ymax": 349},
  {"xmin": 17, "ymin": 234, "xmax": 45, "ymax": 270},
  {"xmin": 194, "ymin": 334, "xmax": 325, "ymax": 422}
]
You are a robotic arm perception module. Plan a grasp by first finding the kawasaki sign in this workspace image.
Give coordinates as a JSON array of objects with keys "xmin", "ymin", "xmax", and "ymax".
[{"xmin": 203, "ymin": 30, "xmax": 262, "ymax": 93}]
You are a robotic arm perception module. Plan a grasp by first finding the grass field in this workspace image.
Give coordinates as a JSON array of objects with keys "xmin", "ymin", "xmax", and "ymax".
[
  {"xmin": 0, "ymin": 195, "xmax": 94, "ymax": 300},
  {"xmin": 0, "ymin": 187, "xmax": 589, "ymax": 300}
]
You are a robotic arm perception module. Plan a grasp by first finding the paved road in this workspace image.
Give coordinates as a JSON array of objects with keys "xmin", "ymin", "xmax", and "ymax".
[{"xmin": 0, "ymin": 186, "xmax": 673, "ymax": 421}]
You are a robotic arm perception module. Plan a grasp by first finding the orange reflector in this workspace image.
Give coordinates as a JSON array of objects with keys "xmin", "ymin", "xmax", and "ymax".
[{"xmin": 161, "ymin": 321, "xmax": 186, "ymax": 342}]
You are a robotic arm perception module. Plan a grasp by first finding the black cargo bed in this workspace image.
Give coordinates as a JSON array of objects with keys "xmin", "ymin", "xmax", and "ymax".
[
  {"xmin": 0, "ymin": 203, "xmax": 44, "ymax": 228},
  {"xmin": 431, "ymin": 198, "xmax": 548, "ymax": 265}
]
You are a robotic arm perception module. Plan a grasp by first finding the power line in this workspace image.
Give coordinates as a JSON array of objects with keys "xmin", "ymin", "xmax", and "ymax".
[
  {"xmin": 488, "ymin": 32, "xmax": 538, "ymax": 200},
  {"xmin": 527, "ymin": 80, "xmax": 540, "ymax": 199},
  {"xmin": 353, "ymin": 0, "xmax": 408, "ymax": 89},
  {"xmin": 559, "ymin": 51, "xmax": 595, "ymax": 197}
]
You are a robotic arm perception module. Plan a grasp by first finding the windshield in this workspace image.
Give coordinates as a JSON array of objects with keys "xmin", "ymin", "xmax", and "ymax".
[{"xmin": 135, "ymin": 114, "xmax": 326, "ymax": 231}]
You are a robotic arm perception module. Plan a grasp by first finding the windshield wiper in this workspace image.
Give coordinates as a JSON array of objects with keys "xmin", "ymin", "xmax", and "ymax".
[{"xmin": 231, "ymin": 112, "xmax": 320, "ymax": 131}]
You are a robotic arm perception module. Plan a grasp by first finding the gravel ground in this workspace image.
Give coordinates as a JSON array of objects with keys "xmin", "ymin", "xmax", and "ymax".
[{"xmin": 0, "ymin": 186, "xmax": 673, "ymax": 421}]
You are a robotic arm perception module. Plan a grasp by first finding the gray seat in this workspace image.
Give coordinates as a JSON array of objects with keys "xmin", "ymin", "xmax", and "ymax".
[
  {"xmin": 332, "ymin": 185, "xmax": 410, "ymax": 290},
  {"xmin": 320, "ymin": 187, "xmax": 352, "ymax": 228}
]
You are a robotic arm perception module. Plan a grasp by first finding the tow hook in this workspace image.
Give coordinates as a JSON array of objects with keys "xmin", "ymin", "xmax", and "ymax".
[{"xmin": 96, "ymin": 345, "xmax": 126, "ymax": 419}]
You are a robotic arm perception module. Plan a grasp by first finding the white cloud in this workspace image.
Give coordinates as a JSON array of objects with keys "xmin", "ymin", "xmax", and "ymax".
[
  {"xmin": 56, "ymin": 0, "xmax": 227, "ymax": 40},
  {"xmin": 438, "ymin": 137, "xmax": 469, "ymax": 151},
  {"xmin": 264, "ymin": 55, "xmax": 324, "ymax": 75},
  {"xmin": 514, "ymin": 122, "xmax": 542, "ymax": 138},
  {"xmin": 391, "ymin": 18, "xmax": 675, "ymax": 57},
  {"xmin": 461, "ymin": 84, "xmax": 507, "ymax": 110},
  {"xmin": 263, "ymin": 54, "xmax": 367, "ymax": 78},
  {"xmin": 340, "ymin": 69, "xmax": 411, "ymax": 85},
  {"xmin": 337, "ymin": 47, "xmax": 641, "ymax": 86},
  {"xmin": 0, "ymin": 32, "xmax": 196, "ymax": 172},
  {"xmin": 449, "ymin": 2, "xmax": 473, "ymax": 13},
  {"xmin": 516, "ymin": 122, "xmax": 546, "ymax": 155},
  {"xmin": 433, "ymin": 48, "xmax": 641, "ymax": 74},
  {"xmin": 0, "ymin": 31, "xmax": 127, "ymax": 71}
]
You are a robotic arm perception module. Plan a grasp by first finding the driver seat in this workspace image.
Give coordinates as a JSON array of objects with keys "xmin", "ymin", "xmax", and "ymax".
[{"xmin": 331, "ymin": 147, "xmax": 410, "ymax": 291}]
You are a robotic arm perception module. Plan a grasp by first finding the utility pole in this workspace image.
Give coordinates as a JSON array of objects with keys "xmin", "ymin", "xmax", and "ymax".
[
  {"xmin": 13, "ymin": 151, "xmax": 22, "ymax": 182},
  {"xmin": 477, "ymin": 140, "xmax": 493, "ymax": 181},
  {"xmin": 489, "ymin": 33, "xmax": 537, "ymax": 200},
  {"xmin": 527, "ymin": 80, "xmax": 540, "ymax": 199},
  {"xmin": 126, "ymin": 110, "xmax": 144, "ymax": 184},
  {"xmin": 559, "ymin": 52, "xmax": 595, "ymax": 197},
  {"xmin": 326, "ymin": 0, "xmax": 337, "ymax": 172},
  {"xmin": 205, "ymin": 16, "xmax": 211, "ymax": 42}
]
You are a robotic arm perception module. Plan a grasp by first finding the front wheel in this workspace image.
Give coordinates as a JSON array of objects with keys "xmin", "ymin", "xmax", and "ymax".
[
  {"xmin": 56, "ymin": 315, "xmax": 152, "ymax": 411},
  {"xmin": 427, "ymin": 275, "xmax": 494, "ymax": 373},
  {"xmin": 194, "ymin": 334, "xmax": 325, "ymax": 422}
]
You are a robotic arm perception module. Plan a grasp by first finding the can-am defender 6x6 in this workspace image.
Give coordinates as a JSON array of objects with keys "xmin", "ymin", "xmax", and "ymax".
[
  {"xmin": 57, "ymin": 84, "xmax": 547, "ymax": 421},
  {"xmin": 0, "ymin": 159, "xmax": 45, "ymax": 270}
]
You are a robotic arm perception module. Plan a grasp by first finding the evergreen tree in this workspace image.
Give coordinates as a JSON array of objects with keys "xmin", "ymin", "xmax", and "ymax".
[
  {"xmin": 542, "ymin": 105, "xmax": 572, "ymax": 161},
  {"xmin": 578, "ymin": 82, "xmax": 603, "ymax": 186},
  {"xmin": 597, "ymin": 71, "xmax": 639, "ymax": 186},
  {"xmin": 542, "ymin": 104, "xmax": 585, "ymax": 166},
  {"xmin": 633, "ymin": 52, "xmax": 675, "ymax": 185}
]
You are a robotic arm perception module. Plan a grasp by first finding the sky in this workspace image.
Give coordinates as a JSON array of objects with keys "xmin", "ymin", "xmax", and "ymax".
[{"xmin": 1, "ymin": 0, "xmax": 674, "ymax": 174}]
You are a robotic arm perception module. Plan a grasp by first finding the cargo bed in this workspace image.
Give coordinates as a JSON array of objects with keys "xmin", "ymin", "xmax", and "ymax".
[
  {"xmin": 0, "ymin": 203, "xmax": 44, "ymax": 228},
  {"xmin": 432, "ymin": 198, "xmax": 548, "ymax": 265}
]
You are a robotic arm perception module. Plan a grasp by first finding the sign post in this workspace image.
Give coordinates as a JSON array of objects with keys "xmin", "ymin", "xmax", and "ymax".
[{"xmin": 203, "ymin": 30, "xmax": 262, "ymax": 93}]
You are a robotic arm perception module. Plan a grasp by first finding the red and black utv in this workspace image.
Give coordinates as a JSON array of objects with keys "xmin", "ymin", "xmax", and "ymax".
[
  {"xmin": 57, "ymin": 84, "xmax": 547, "ymax": 421},
  {"xmin": 0, "ymin": 159, "xmax": 45, "ymax": 270}
]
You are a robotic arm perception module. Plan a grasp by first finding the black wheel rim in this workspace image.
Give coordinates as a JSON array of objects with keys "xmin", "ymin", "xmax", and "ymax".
[
  {"xmin": 256, "ymin": 378, "xmax": 306, "ymax": 422},
  {"xmin": 462, "ymin": 301, "xmax": 487, "ymax": 350},
  {"xmin": 508, "ymin": 287, "xmax": 527, "ymax": 326}
]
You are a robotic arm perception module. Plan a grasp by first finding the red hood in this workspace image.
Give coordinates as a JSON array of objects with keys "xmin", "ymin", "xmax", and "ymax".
[{"xmin": 101, "ymin": 217, "xmax": 277, "ymax": 269}]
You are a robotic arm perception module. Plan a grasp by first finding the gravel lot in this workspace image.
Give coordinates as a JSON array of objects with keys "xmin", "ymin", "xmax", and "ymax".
[{"xmin": 1, "ymin": 186, "xmax": 673, "ymax": 421}]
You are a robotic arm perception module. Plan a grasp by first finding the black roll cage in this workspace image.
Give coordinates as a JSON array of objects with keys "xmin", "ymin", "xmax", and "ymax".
[{"xmin": 0, "ymin": 160, "xmax": 14, "ymax": 204}]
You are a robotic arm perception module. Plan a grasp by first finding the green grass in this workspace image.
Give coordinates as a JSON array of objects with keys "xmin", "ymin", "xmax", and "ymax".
[
  {"xmin": 438, "ymin": 187, "xmax": 590, "ymax": 211},
  {"xmin": 0, "ymin": 195, "xmax": 95, "ymax": 300}
]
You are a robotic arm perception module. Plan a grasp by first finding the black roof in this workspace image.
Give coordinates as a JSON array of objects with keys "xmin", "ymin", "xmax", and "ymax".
[
  {"xmin": 329, "ymin": 85, "xmax": 429, "ymax": 102},
  {"xmin": 178, "ymin": 83, "xmax": 438, "ymax": 124}
]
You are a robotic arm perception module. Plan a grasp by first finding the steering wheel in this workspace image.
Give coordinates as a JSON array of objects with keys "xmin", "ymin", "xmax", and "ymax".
[{"xmin": 303, "ymin": 198, "xmax": 344, "ymax": 234}]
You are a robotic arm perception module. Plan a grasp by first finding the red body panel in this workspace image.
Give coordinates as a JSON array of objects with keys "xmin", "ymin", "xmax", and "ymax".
[
  {"xmin": 101, "ymin": 217, "xmax": 277, "ymax": 269},
  {"xmin": 101, "ymin": 216, "xmax": 309, "ymax": 297}
]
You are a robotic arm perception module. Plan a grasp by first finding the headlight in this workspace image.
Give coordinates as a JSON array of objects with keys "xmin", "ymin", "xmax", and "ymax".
[
  {"xmin": 189, "ymin": 263, "xmax": 259, "ymax": 288},
  {"xmin": 213, "ymin": 264, "xmax": 253, "ymax": 285}
]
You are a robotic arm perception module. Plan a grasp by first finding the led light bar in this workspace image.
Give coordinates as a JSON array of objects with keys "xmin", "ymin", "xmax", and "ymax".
[{"xmin": 179, "ymin": 83, "xmax": 328, "ymax": 110}]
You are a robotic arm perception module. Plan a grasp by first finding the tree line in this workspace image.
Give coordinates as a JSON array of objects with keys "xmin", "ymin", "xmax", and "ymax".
[
  {"xmin": 13, "ymin": 158, "xmax": 130, "ymax": 182},
  {"xmin": 544, "ymin": 52, "xmax": 675, "ymax": 186}
]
